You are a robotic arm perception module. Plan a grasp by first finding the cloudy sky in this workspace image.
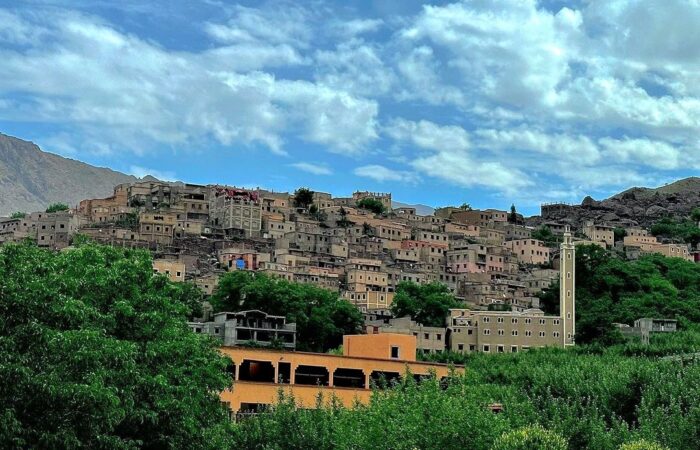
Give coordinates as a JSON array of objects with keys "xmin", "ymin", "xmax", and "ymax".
[{"xmin": 1, "ymin": 0, "xmax": 698, "ymax": 214}]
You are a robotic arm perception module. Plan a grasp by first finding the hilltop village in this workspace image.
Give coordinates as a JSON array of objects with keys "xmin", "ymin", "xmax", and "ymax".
[{"xmin": 0, "ymin": 180, "xmax": 690, "ymax": 356}]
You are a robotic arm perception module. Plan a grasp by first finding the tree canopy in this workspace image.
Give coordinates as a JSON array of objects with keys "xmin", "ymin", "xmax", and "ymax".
[
  {"xmin": 211, "ymin": 271, "xmax": 363, "ymax": 352},
  {"xmin": 9, "ymin": 212, "xmax": 25, "ymax": 219},
  {"xmin": 390, "ymin": 281, "xmax": 461, "ymax": 327},
  {"xmin": 540, "ymin": 244, "xmax": 700, "ymax": 344},
  {"xmin": 531, "ymin": 226, "xmax": 561, "ymax": 247},
  {"xmin": 356, "ymin": 197, "xmax": 386, "ymax": 215},
  {"xmin": 293, "ymin": 188, "xmax": 314, "ymax": 209},
  {"xmin": 0, "ymin": 242, "xmax": 232, "ymax": 449},
  {"xmin": 45, "ymin": 203, "xmax": 69, "ymax": 213},
  {"xmin": 650, "ymin": 216, "xmax": 700, "ymax": 246}
]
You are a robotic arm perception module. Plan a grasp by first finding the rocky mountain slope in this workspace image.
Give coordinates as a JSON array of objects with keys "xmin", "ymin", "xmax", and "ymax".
[
  {"xmin": 0, "ymin": 133, "xmax": 136, "ymax": 216},
  {"xmin": 535, "ymin": 177, "xmax": 700, "ymax": 228}
]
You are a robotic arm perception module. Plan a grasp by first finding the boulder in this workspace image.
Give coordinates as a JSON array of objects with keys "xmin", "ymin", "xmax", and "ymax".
[{"xmin": 645, "ymin": 205, "xmax": 667, "ymax": 217}]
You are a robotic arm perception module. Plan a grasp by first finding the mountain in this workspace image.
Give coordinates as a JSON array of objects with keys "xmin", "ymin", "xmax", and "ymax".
[
  {"xmin": 0, "ymin": 133, "xmax": 136, "ymax": 216},
  {"xmin": 392, "ymin": 201, "xmax": 435, "ymax": 216},
  {"xmin": 534, "ymin": 177, "xmax": 700, "ymax": 228}
]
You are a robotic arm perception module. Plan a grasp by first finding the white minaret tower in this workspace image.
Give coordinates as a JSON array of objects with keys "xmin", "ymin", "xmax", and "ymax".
[{"xmin": 560, "ymin": 225, "xmax": 576, "ymax": 346}]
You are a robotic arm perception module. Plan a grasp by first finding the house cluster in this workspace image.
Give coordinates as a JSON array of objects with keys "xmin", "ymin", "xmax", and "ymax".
[{"xmin": 0, "ymin": 180, "xmax": 691, "ymax": 355}]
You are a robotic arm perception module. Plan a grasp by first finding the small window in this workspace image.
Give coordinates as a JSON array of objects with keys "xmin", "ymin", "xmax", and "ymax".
[
  {"xmin": 483, "ymin": 345, "xmax": 490, "ymax": 353},
  {"xmin": 390, "ymin": 346, "xmax": 400, "ymax": 359}
]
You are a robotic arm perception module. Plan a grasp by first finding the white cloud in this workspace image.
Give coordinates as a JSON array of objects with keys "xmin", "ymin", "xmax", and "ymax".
[
  {"xmin": 353, "ymin": 165, "xmax": 419, "ymax": 184},
  {"xmin": 0, "ymin": 8, "xmax": 379, "ymax": 156},
  {"xmin": 329, "ymin": 18, "xmax": 383, "ymax": 38},
  {"xmin": 598, "ymin": 137, "xmax": 683, "ymax": 170},
  {"xmin": 129, "ymin": 165, "xmax": 177, "ymax": 181},
  {"xmin": 291, "ymin": 162, "xmax": 333, "ymax": 175}
]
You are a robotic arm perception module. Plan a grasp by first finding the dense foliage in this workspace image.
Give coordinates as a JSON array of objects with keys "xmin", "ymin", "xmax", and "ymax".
[
  {"xmin": 212, "ymin": 271, "xmax": 363, "ymax": 352},
  {"xmin": 541, "ymin": 244, "xmax": 700, "ymax": 344},
  {"xmin": 650, "ymin": 216, "xmax": 700, "ymax": 246},
  {"xmin": 231, "ymin": 332, "xmax": 699, "ymax": 449},
  {"xmin": 292, "ymin": 187, "xmax": 314, "ymax": 209},
  {"xmin": 9, "ymin": 212, "xmax": 25, "ymax": 219},
  {"xmin": 0, "ymin": 242, "xmax": 232, "ymax": 449},
  {"xmin": 390, "ymin": 281, "xmax": 461, "ymax": 327},
  {"xmin": 45, "ymin": 202, "xmax": 69, "ymax": 213},
  {"xmin": 356, "ymin": 197, "xmax": 386, "ymax": 215},
  {"xmin": 531, "ymin": 226, "xmax": 561, "ymax": 247}
]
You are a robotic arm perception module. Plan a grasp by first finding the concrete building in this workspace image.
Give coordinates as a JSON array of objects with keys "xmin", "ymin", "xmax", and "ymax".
[
  {"xmin": 209, "ymin": 187, "xmax": 262, "ymax": 237},
  {"xmin": 352, "ymin": 191, "xmax": 392, "ymax": 211},
  {"xmin": 219, "ymin": 333, "xmax": 460, "ymax": 415},
  {"xmin": 189, "ymin": 310, "xmax": 296, "ymax": 349},
  {"xmin": 616, "ymin": 318, "xmax": 678, "ymax": 344},
  {"xmin": 152, "ymin": 259, "xmax": 185, "ymax": 282},
  {"xmin": 139, "ymin": 212, "xmax": 176, "ymax": 245},
  {"xmin": 366, "ymin": 316, "xmax": 446, "ymax": 354},
  {"xmin": 447, "ymin": 226, "xmax": 576, "ymax": 353},
  {"xmin": 505, "ymin": 239, "xmax": 551, "ymax": 265},
  {"xmin": 582, "ymin": 221, "xmax": 614, "ymax": 248}
]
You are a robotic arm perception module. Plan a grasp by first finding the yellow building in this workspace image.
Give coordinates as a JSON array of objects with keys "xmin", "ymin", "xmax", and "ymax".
[
  {"xmin": 219, "ymin": 333, "xmax": 460, "ymax": 415},
  {"xmin": 152, "ymin": 259, "xmax": 185, "ymax": 282},
  {"xmin": 448, "ymin": 226, "xmax": 576, "ymax": 353}
]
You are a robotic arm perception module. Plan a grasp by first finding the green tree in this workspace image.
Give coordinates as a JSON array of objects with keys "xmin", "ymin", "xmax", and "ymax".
[
  {"xmin": 293, "ymin": 188, "xmax": 314, "ymax": 209},
  {"xmin": 45, "ymin": 203, "xmax": 69, "ymax": 213},
  {"xmin": 356, "ymin": 198, "xmax": 385, "ymax": 215},
  {"xmin": 390, "ymin": 281, "xmax": 460, "ymax": 327},
  {"xmin": 619, "ymin": 440, "xmax": 669, "ymax": 450},
  {"xmin": 491, "ymin": 425, "xmax": 568, "ymax": 450},
  {"xmin": 309, "ymin": 204, "xmax": 327, "ymax": 222},
  {"xmin": 531, "ymin": 226, "xmax": 560, "ymax": 247},
  {"xmin": 459, "ymin": 203, "xmax": 472, "ymax": 210},
  {"xmin": 211, "ymin": 271, "xmax": 362, "ymax": 352},
  {"xmin": 691, "ymin": 207, "xmax": 700, "ymax": 223},
  {"xmin": 0, "ymin": 242, "xmax": 233, "ymax": 448},
  {"xmin": 9, "ymin": 212, "xmax": 25, "ymax": 219},
  {"xmin": 508, "ymin": 204, "xmax": 517, "ymax": 223},
  {"xmin": 336, "ymin": 207, "xmax": 353, "ymax": 228},
  {"xmin": 614, "ymin": 227, "xmax": 627, "ymax": 242}
]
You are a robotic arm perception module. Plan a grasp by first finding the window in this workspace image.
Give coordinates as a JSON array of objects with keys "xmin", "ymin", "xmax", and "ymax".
[
  {"xmin": 483, "ymin": 345, "xmax": 490, "ymax": 353},
  {"xmin": 498, "ymin": 329, "xmax": 504, "ymax": 336},
  {"xmin": 497, "ymin": 317, "xmax": 504, "ymax": 323},
  {"xmin": 424, "ymin": 333, "xmax": 429, "ymax": 339},
  {"xmin": 512, "ymin": 318, "xmax": 518, "ymax": 324},
  {"xmin": 497, "ymin": 345, "xmax": 504, "ymax": 353},
  {"xmin": 469, "ymin": 345, "xmax": 476, "ymax": 352},
  {"xmin": 390, "ymin": 346, "xmax": 400, "ymax": 359},
  {"xmin": 436, "ymin": 334, "xmax": 442, "ymax": 341},
  {"xmin": 483, "ymin": 329, "xmax": 490, "ymax": 335},
  {"xmin": 511, "ymin": 346, "xmax": 518, "ymax": 353},
  {"xmin": 512, "ymin": 330, "xmax": 518, "ymax": 336},
  {"xmin": 457, "ymin": 344, "xmax": 464, "ymax": 351}
]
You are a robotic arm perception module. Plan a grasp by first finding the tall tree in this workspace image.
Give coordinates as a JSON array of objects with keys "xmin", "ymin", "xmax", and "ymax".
[
  {"xmin": 0, "ymin": 242, "xmax": 233, "ymax": 448},
  {"xmin": 293, "ymin": 188, "xmax": 314, "ymax": 209},
  {"xmin": 391, "ymin": 282, "xmax": 460, "ymax": 327},
  {"xmin": 212, "ymin": 271, "xmax": 363, "ymax": 352}
]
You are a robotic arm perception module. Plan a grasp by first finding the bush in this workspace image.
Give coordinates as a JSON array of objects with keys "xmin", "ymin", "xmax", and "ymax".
[
  {"xmin": 45, "ymin": 202, "xmax": 69, "ymax": 213},
  {"xmin": 491, "ymin": 425, "xmax": 568, "ymax": 450},
  {"xmin": 619, "ymin": 440, "xmax": 669, "ymax": 450},
  {"xmin": 356, "ymin": 197, "xmax": 385, "ymax": 215}
]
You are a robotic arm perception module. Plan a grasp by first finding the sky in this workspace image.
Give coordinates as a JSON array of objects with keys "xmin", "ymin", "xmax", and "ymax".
[{"xmin": 1, "ymin": 0, "xmax": 699, "ymax": 215}]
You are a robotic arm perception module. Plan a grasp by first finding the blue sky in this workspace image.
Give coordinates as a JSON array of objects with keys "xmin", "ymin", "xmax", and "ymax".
[{"xmin": 1, "ymin": 0, "xmax": 699, "ymax": 215}]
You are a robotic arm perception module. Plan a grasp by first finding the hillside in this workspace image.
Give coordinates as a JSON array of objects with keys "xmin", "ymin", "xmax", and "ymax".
[
  {"xmin": 536, "ymin": 176, "xmax": 700, "ymax": 227},
  {"xmin": 0, "ymin": 133, "xmax": 136, "ymax": 216}
]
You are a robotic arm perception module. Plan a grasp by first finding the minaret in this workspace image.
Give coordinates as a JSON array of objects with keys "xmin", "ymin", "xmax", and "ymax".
[{"xmin": 560, "ymin": 225, "xmax": 576, "ymax": 346}]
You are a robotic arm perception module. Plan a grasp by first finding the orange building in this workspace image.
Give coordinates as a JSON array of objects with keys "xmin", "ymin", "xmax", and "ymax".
[{"xmin": 219, "ymin": 334, "xmax": 461, "ymax": 415}]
